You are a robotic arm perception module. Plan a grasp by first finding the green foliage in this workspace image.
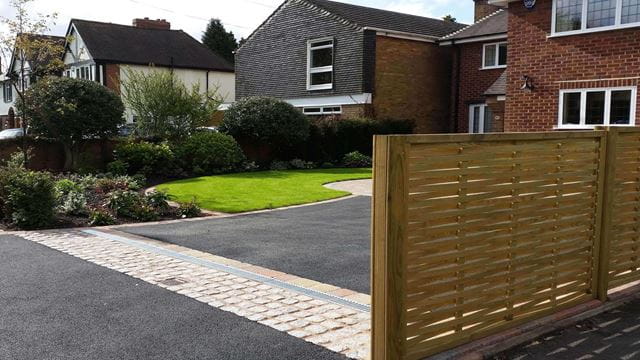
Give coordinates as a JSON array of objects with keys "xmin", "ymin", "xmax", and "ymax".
[
  {"xmin": 202, "ymin": 18, "xmax": 238, "ymax": 64},
  {"xmin": 3, "ymin": 149, "xmax": 32, "ymax": 169},
  {"xmin": 58, "ymin": 190, "xmax": 87, "ymax": 215},
  {"xmin": 17, "ymin": 77, "xmax": 124, "ymax": 170},
  {"xmin": 270, "ymin": 160, "xmax": 290, "ymax": 171},
  {"xmin": 173, "ymin": 132, "xmax": 245, "ymax": 175},
  {"xmin": 342, "ymin": 151, "xmax": 372, "ymax": 168},
  {"xmin": 270, "ymin": 159, "xmax": 315, "ymax": 171},
  {"xmin": 120, "ymin": 67, "xmax": 223, "ymax": 140},
  {"xmin": 307, "ymin": 117, "xmax": 414, "ymax": 162},
  {"xmin": 106, "ymin": 160, "xmax": 129, "ymax": 176},
  {"xmin": 221, "ymin": 97, "xmax": 310, "ymax": 152},
  {"xmin": 94, "ymin": 175, "xmax": 143, "ymax": 193},
  {"xmin": 54, "ymin": 179, "xmax": 82, "ymax": 196},
  {"xmin": 178, "ymin": 200, "xmax": 201, "ymax": 218},
  {"xmin": 145, "ymin": 190, "xmax": 171, "ymax": 214},
  {"xmin": 107, "ymin": 190, "xmax": 157, "ymax": 221},
  {"xmin": 113, "ymin": 141, "xmax": 175, "ymax": 177},
  {"xmin": 442, "ymin": 14, "xmax": 457, "ymax": 22},
  {"xmin": 0, "ymin": 168, "xmax": 56, "ymax": 229},
  {"xmin": 88, "ymin": 209, "xmax": 116, "ymax": 226}
]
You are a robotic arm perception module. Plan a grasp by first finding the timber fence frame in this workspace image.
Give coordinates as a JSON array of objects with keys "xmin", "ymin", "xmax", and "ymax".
[{"xmin": 371, "ymin": 128, "xmax": 640, "ymax": 360}]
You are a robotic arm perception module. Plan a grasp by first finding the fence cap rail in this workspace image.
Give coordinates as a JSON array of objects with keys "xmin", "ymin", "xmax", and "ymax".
[{"xmin": 374, "ymin": 131, "xmax": 607, "ymax": 144}]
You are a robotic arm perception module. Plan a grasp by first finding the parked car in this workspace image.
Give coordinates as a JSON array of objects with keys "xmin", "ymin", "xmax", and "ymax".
[
  {"xmin": 0, "ymin": 128, "xmax": 25, "ymax": 140},
  {"xmin": 196, "ymin": 126, "xmax": 219, "ymax": 133}
]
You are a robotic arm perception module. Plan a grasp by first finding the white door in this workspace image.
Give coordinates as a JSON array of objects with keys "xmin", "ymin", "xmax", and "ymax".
[{"xmin": 469, "ymin": 104, "xmax": 493, "ymax": 134}]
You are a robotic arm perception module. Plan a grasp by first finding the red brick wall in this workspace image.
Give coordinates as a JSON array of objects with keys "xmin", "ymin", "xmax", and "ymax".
[
  {"xmin": 452, "ymin": 42, "xmax": 505, "ymax": 132},
  {"xmin": 505, "ymin": 0, "xmax": 640, "ymax": 131},
  {"xmin": 373, "ymin": 36, "xmax": 453, "ymax": 133}
]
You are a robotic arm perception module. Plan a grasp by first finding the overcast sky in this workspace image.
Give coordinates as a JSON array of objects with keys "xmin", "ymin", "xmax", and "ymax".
[{"xmin": 1, "ymin": 0, "xmax": 473, "ymax": 41}]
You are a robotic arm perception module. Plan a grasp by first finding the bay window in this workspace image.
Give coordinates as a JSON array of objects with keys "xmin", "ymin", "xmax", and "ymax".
[
  {"xmin": 553, "ymin": 0, "xmax": 640, "ymax": 35},
  {"xmin": 307, "ymin": 38, "xmax": 334, "ymax": 91},
  {"xmin": 558, "ymin": 87, "xmax": 637, "ymax": 128}
]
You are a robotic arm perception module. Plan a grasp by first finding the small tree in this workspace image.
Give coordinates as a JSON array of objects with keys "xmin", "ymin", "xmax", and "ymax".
[
  {"xmin": 202, "ymin": 19, "xmax": 238, "ymax": 64},
  {"xmin": 120, "ymin": 67, "xmax": 223, "ymax": 140},
  {"xmin": 220, "ymin": 97, "xmax": 310, "ymax": 154},
  {"xmin": 442, "ymin": 14, "xmax": 457, "ymax": 23},
  {"xmin": 17, "ymin": 77, "xmax": 125, "ymax": 170},
  {"xmin": 0, "ymin": 0, "xmax": 66, "ymax": 165}
]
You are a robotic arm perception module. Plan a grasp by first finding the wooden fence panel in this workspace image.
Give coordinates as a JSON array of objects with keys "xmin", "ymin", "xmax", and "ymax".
[
  {"xmin": 372, "ymin": 132, "xmax": 607, "ymax": 360},
  {"xmin": 607, "ymin": 128, "xmax": 640, "ymax": 290}
]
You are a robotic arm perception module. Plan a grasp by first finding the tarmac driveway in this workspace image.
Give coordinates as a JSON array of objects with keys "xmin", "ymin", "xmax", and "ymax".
[
  {"xmin": 0, "ymin": 235, "xmax": 346, "ymax": 360},
  {"xmin": 123, "ymin": 196, "xmax": 371, "ymax": 294}
]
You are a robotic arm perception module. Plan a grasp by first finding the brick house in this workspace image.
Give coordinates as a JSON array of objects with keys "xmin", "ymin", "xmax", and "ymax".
[
  {"xmin": 441, "ymin": 3, "xmax": 507, "ymax": 133},
  {"xmin": 62, "ymin": 18, "xmax": 236, "ymax": 123},
  {"xmin": 488, "ymin": 0, "xmax": 640, "ymax": 131},
  {"xmin": 235, "ymin": 0, "xmax": 465, "ymax": 133}
]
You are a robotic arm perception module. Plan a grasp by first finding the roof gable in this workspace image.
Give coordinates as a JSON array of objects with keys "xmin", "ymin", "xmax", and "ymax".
[
  {"xmin": 69, "ymin": 19, "xmax": 233, "ymax": 72},
  {"xmin": 441, "ymin": 10, "xmax": 507, "ymax": 43}
]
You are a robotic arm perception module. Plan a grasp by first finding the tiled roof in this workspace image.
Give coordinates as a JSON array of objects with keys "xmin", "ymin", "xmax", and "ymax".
[
  {"xmin": 71, "ymin": 19, "xmax": 234, "ymax": 72},
  {"xmin": 304, "ymin": 0, "xmax": 467, "ymax": 38},
  {"xmin": 442, "ymin": 10, "xmax": 507, "ymax": 41},
  {"xmin": 484, "ymin": 70, "xmax": 507, "ymax": 96}
]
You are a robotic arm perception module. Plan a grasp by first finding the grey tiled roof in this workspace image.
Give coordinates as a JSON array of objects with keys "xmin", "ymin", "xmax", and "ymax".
[
  {"xmin": 71, "ymin": 19, "xmax": 234, "ymax": 72},
  {"xmin": 484, "ymin": 70, "xmax": 507, "ymax": 96},
  {"xmin": 442, "ymin": 9, "xmax": 507, "ymax": 41},
  {"xmin": 304, "ymin": 0, "xmax": 466, "ymax": 38}
]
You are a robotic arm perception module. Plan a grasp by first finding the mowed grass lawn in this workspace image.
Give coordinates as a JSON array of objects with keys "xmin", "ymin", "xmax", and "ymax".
[{"xmin": 157, "ymin": 168, "xmax": 372, "ymax": 213}]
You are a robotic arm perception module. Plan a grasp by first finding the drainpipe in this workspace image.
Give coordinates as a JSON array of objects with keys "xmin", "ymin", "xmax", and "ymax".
[{"xmin": 452, "ymin": 40, "xmax": 461, "ymax": 133}]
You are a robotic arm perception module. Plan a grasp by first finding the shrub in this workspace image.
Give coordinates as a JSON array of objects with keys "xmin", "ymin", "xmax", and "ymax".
[
  {"xmin": 178, "ymin": 200, "xmax": 202, "ymax": 218},
  {"xmin": 113, "ymin": 141, "xmax": 175, "ymax": 177},
  {"xmin": 88, "ymin": 210, "xmax": 116, "ymax": 226},
  {"xmin": 107, "ymin": 190, "xmax": 158, "ymax": 221},
  {"xmin": 59, "ymin": 190, "xmax": 88, "ymax": 216},
  {"xmin": 146, "ymin": 191, "xmax": 171, "ymax": 214},
  {"xmin": 289, "ymin": 159, "xmax": 315, "ymax": 170},
  {"xmin": 55, "ymin": 179, "xmax": 83, "ymax": 197},
  {"xmin": 173, "ymin": 132, "xmax": 245, "ymax": 176},
  {"xmin": 18, "ymin": 77, "xmax": 124, "ymax": 171},
  {"xmin": 221, "ymin": 97, "xmax": 310, "ymax": 153},
  {"xmin": 270, "ymin": 160, "xmax": 290, "ymax": 171},
  {"xmin": 94, "ymin": 175, "xmax": 142, "ymax": 194},
  {"xmin": 342, "ymin": 151, "xmax": 372, "ymax": 168},
  {"xmin": 0, "ymin": 168, "xmax": 56, "ymax": 229},
  {"xmin": 106, "ymin": 160, "xmax": 129, "ymax": 176}
]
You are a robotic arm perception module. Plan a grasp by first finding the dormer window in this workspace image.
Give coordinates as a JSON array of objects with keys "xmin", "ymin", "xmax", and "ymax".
[
  {"xmin": 482, "ymin": 42, "xmax": 507, "ymax": 69},
  {"xmin": 307, "ymin": 38, "xmax": 334, "ymax": 91},
  {"xmin": 553, "ymin": 0, "xmax": 640, "ymax": 36}
]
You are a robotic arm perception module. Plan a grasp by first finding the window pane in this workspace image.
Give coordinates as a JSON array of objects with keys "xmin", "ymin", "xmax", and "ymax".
[
  {"xmin": 310, "ymin": 71, "xmax": 332, "ymax": 86},
  {"xmin": 472, "ymin": 106, "xmax": 481, "ymax": 133},
  {"xmin": 587, "ymin": 0, "xmax": 616, "ymax": 28},
  {"xmin": 586, "ymin": 91, "xmax": 606, "ymax": 125},
  {"xmin": 622, "ymin": 0, "xmax": 640, "ymax": 24},
  {"xmin": 311, "ymin": 40, "xmax": 333, "ymax": 48},
  {"xmin": 304, "ymin": 107, "xmax": 321, "ymax": 114},
  {"xmin": 556, "ymin": 0, "xmax": 584, "ymax": 32},
  {"xmin": 311, "ymin": 47, "xmax": 333, "ymax": 68},
  {"xmin": 484, "ymin": 45, "xmax": 496, "ymax": 67},
  {"xmin": 562, "ymin": 92, "xmax": 582, "ymax": 125},
  {"xmin": 484, "ymin": 107, "xmax": 494, "ymax": 132},
  {"xmin": 498, "ymin": 43, "xmax": 507, "ymax": 66},
  {"xmin": 610, "ymin": 90, "xmax": 633, "ymax": 124}
]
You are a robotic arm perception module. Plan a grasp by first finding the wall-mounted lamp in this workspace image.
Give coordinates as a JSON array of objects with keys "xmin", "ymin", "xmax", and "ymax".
[{"xmin": 521, "ymin": 75, "xmax": 535, "ymax": 92}]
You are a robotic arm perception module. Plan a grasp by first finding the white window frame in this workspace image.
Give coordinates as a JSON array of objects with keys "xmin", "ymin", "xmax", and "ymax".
[
  {"xmin": 551, "ymin": 0, "xmax": 640, "ymax": 36},
  {"xmin": 557, "ymin": 86, "xmax": 637, "ymax": 129},
  {"xmin": 481, "ymin": 42, "xmax": 507, "ymax": 70},
  {"xmin": 302, "ymin": 105, "xmax": 342, "ymax": 115},
  {"xmin": 307, "ymin": 37, "xmax": 334, "ymax": 91},
  {"xmin": 3, "ymin": 82, "xmax": 12, "ymax": 103},
  {"xmin": 469, "ymin": 104, "xmax": 490, "ymax": 133}
]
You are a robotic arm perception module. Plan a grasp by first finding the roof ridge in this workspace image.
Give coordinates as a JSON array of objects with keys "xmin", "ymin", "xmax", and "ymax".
[
  {"xmin": 440, "ymin": 9, "xmax": 504, "ymax": 40},
  {"xmin": 71, "ymin": 18, "xmax": 179, "ymax": 32}
]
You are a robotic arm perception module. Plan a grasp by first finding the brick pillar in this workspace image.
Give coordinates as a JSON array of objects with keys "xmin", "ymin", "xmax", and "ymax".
[
  {"xmin": 486, "ymin": 96, "xmax": 505, "ymax": 132},
  {"xmin": 474, "ymin": 0, "xmax": 501, "ymax": 22}
]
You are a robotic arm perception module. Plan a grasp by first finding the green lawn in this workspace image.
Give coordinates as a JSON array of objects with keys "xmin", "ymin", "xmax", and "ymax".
[{"xmin": 157, "ymin": 168, "xmax": 372, "ymax": 213}]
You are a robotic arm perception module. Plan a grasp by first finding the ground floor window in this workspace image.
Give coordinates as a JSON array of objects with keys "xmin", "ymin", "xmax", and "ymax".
[
  {"xmin": 469, "ymin": 103, "xmax": 493, "ymax": 133},
  {"xmin": 302, "ymin": 106, "xmax": 342, "ymax": 116},
  {"xmin": 558, "ymin": 87, "xmax": 637, "ymax": 128}
]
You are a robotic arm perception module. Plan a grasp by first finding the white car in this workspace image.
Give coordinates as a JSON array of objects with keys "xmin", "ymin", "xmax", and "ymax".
[{"xmin": 0, "ymin": 128, "xmax": 24, "ymax": 140}]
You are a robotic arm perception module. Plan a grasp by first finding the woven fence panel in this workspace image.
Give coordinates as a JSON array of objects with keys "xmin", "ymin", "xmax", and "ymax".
[
  {"xmin": 608, "ymin": 129, "xmax": 640, "ymax": 289},
  {"xmin": 394, "ymin": 134, "xmax": 605, "ymax": 359}
]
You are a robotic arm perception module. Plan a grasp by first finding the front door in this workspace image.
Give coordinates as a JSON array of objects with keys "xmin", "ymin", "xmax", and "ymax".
[{"xmin": 469, "ymin": 104, "xmax": 493, "ymax": 133}]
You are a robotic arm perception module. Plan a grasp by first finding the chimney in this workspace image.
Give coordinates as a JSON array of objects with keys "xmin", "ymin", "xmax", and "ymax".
[
  {"xmin": 132, "ymin": 17, "xmax": 171, "ymax": 30},
  {"xmin": 473, "ymin": 0, "xmax": 501, "ymax": 22}
]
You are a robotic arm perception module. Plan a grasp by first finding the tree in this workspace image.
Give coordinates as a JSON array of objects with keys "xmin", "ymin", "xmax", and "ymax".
[
  {"xmin": 201, "ymin": 19, "xmax": 238, "ymax": 64},
  {"xmin": 0, "ymin": 0, "xmax": 66, "ymax": 165},
  {"xmin": 120, "ymin": 67, "xmax": 223, "ymax": 140},
  {"xmin": 17, "ymin": 77, "xmax": 125, "ymax": 170},
  {"xmin": 442, "ymin": 14, "xmax": 457, "ymax": 23}
]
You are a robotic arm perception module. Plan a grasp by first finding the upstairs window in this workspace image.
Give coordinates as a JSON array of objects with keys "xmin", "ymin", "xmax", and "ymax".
[
  {"xmin": 302, "ymin": 106, "xmax": 342, "ymax": 116},
  {"xmin": 3, "ymin": 82, "xmax": 12, "ymax": 103},
  {"xmin": 553, "ymin": 0, "xmax": 640, "ymax": 35},
  {"xmin": 307, "ymin": 38, "xmax": 334, "ymax": 91},
  {"xmin": 558, "ymin": 87, "xmax": 637, "ymax": 128},
  {"xmin": 482, "ymin": 42, "xmax": 507, "ymax": 69}
]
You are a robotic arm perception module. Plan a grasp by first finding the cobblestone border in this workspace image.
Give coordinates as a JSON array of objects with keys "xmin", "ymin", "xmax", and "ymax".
[{"xmin": 14, "ymin": 229, "xmax": 371, "ymax": 359}]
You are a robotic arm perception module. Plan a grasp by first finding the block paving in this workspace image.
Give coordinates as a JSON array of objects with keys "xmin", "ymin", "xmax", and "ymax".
[{"xmin": 14, "ymin": 230, "xmax": 371, "ymax": 359}]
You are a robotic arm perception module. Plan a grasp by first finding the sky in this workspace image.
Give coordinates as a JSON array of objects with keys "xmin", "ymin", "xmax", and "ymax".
[{"xmin": 0, "ymin": 0, "xmax": 473, "ymax": 41}]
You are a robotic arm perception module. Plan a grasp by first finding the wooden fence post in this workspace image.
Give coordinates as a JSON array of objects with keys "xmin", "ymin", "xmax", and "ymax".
[
  {"xmin": 371, "ymin": 135, "xmax": 408, "ymax": 360},
  {"xmin": 597, "ymin": 127, "xmax": 618, "ymax": 301}
]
